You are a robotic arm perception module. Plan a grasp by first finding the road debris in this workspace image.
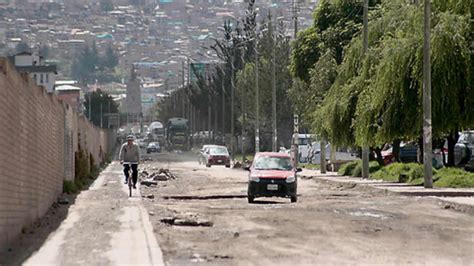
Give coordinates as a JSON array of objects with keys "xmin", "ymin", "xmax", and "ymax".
[
  {"xmin": 160, "ymin": 213, "xmax": 213, "ymax": 227},
  {"xmin": 140, "ymin": 168, "xmax": 177, "ymax": 186}
]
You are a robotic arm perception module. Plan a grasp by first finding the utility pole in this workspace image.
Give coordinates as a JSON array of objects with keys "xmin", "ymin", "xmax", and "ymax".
[
  {"xmin": 361, "ymin": 0, "xmax": 370, "ymax": 179},
  {"xmin": 240, "ymin": 46, "xmax": 246, "ymax": 161},
  {"xmin": 271, "ymin": 19, "xmax": 277, "ymax": 152},
  {"xmin": 100, "ymin": 102, "xmax": 103, "ymax": 128},
  {"xmin": 182, "ymin": 60, "xmax": 186, "ymax": 119},
  {"xmin": 255, "ymin": 37, "xmax": 260, "ymax": 153},
  {"xmin": 423, "ymin": 0, "xmax": 433, "ymax": 188},
  {"xmin": 221, "ymin": 66, "xmax": 226, "ymax": 137},
  {"xmin": 208, "ymin": 74, "xmax": 212, "ymax": 137},
  {"xmin": 231, "ymin": 51, "xmax": 236, "ymax": 161},
  {"xmin": 88, "ymin": 92, "xmax": 92, "ymax": 121},
  {"xmin": 107, "ymin": 101, "xmax": 111, "ymax": 128},
  {"xmin": 292, "ymin": 0, "xmax": 298, "ymax": 38}
]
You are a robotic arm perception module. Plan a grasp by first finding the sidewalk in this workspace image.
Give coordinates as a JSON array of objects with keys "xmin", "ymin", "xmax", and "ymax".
[
  {"xmin": 23, "ymin": 162, "xmax": 164, "ymax": 266},
  {"xmin": 301, "ymin": 169, "xmax": 474, "ymax": 213}
]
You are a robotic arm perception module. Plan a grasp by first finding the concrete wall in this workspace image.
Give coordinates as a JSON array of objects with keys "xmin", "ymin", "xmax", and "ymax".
[{"xmin": 0, "ymin": 58, "xmax": 115, "ymax": 250}]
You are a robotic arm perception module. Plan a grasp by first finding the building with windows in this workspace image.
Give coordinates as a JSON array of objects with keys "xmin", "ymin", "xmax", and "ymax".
[{"xmin": 11, "ymin": 52, "xmax": 58, "ymax": 93}]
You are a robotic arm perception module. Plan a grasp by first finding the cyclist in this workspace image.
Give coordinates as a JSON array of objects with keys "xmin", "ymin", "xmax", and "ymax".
[{"xmin": 119, "ymin": 135, "xmax": 141, "ymax": 189}]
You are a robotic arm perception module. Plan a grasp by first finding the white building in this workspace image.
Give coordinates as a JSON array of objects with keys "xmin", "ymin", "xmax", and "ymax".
[{"xmin": 12, "ymin": 52, "xmax": 58, "ymax": 93}]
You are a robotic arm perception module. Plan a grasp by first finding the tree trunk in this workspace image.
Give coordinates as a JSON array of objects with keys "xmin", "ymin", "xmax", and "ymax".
[
  {"xmin": 447, "ymin": 130, "xmax": 459, "ymax": 166},
  {"xmin": 393, "ymin": 139, "xmax": 401, "ymax": 162}
]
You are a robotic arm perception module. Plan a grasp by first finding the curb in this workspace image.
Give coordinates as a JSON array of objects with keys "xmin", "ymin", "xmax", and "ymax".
[
  {"xmin": 435, "ymin": 198, "xmax": 474, "ymax": 215},
  {"xmin": 304, "ymin": 173, "xmax": 474, "ymax": 214}
]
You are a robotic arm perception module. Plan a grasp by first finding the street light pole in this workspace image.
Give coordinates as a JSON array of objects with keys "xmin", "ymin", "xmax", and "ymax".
[
  {"xmin": 361, "ymin": 0, "xmax": 370, "ymax": 179},
  {"xmin": 221, "ymin": 66, "xmax": 226, "ymax": 136},
  {"xmin": 88, "ymin": 92, "xmax": 92, "ymax": 121},
  {"xmin": 271, "ymin": 21, "xmax": 277, "ymax": 152},
  {"xmin": 231, "ymin": 51, "xmax": 236, "ymax": 161},
  {"xmin": 255, "ymin": 37, "xmax": 260, "ymax": 153},
  {"xmin": 100, "ymin": 102, "xmax": 103, "ymax": 128},
  {"xmin": 423, "ymin": 0, "xmax": 433, "ymax": 188},
  {"xmin": 240, "ymin": 46, "xmax": 246, "ymax": 162}
]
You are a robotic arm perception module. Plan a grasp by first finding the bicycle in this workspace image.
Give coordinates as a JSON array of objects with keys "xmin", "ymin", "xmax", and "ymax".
[{"xmin": 122, "ymin": 162, "xmax": 138, "ymax": 197}]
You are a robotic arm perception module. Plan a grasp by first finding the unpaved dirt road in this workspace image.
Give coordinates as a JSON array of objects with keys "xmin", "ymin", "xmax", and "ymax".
[
  {"xmin": 7, "ymin": 163, "xmax": 164, "ymax": 266},
  {"xmin": 141, "ymin": 152, "xmax": 474, "ymax": 266}
]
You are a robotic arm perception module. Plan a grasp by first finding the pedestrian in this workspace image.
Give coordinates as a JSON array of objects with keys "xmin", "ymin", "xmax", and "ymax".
[{"xmin": 119, "ymin": 135, "xmax": 141, "ymax": 188}]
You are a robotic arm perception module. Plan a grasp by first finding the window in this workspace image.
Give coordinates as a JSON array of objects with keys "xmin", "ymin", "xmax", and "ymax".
[
  {"xmin": 33, "ymin": 74, "xmax": 37, "ymax": 82},
  {"xmin": 40, "ymin": 74, "xmax": 44, "ymax": 84},
  {"xmin": 46, "ymin": 74, "xmax": 49, "ymax": 83}
]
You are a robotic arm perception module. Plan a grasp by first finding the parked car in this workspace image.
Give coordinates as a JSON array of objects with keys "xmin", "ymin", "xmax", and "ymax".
[
  {"xmin": 202, "ymin": 145, "xmax": 230, "ymax": 168},
  {"xmin": 454, "ymin": 131, "xmax": 474, "ymax": 167},
  {"xmin": 146, "ymin": 142, "xmax": 161, "ymax": 154},
  {"xmin": 245, "ymin": 152, "xmax": 301, "ymax": 203},
  {"xmin": 136, "ymin": 138, "xmax": 147, "ymax": 149},
  {"xmin": 381, "ymin": 142, "xmax": 419, "ymax": 164}
]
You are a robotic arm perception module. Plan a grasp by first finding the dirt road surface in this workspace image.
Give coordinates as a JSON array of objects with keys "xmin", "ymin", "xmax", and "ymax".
[
  {"xmin": 141, "ymin": 152, "xmax": 474, "ymax": 266},
  {"xmin": 19, "ymin": 163, "xmax": 164, "ymax": 266}
]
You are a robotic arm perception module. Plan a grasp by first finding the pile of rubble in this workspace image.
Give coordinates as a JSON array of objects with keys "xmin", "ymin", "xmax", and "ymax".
[
  {"xmin": 160, "ymin": 212, "xmax": 213, "ymax": 227},
  {"xmin": 140, "ymin": 168, "xmax": 176, "ymax": 186},
  {"xmin": 232, "ymin": 159, "xmax": 252, "ymax": 169}
]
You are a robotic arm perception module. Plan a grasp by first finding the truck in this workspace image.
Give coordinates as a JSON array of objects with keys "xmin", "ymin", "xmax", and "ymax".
[
  {"xmin": 165, "ymin": 118, "xmax": 189, "ymax": 151},
  {"xmin": 147, "ymin": 121, "xmax": 165, "ymax": 146}
]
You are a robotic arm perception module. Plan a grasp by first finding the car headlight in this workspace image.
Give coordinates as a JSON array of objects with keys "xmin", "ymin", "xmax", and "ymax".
[
  {"xmin": 249, "ymin": 175, "xmax": 260, "ymax": 182},
  {"xmin": 286, "ymin": 176, "xmax": 296, "ymax": 183}
]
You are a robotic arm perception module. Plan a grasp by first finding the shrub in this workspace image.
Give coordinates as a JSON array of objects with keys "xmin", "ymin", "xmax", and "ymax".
[
  {"xmin": 338, "ymin": 160, "xmax": 381, "ymax": 177},
  {"xmin": 372, "ymin": 163, "xmax": 427, "ymax": 184},
  {"xmin": 338, "ymin": 160, "xmax": 360, "ymax": 176},
  {"xmin": 63, "ymin": 180, "xmax": 78, "ymax": 194},
  {"xmin": 434, "ymin": 168, "xmax": 474, "ymax": 188},
  {"xmin": 352, "ymin": 161, "xmax": 382, "ymax": 177}
]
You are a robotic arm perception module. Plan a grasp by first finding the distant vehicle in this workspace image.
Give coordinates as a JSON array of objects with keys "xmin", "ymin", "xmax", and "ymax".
[
  {"xmin": 198, "ymin": 144, "xmax": 218, "ymax": 165},
  {"xmin": 136, "ymin": 138, "xmax": 147, "ymax": 149},
  {"xmin": 202, "ymin": 145, "xmax": 230, "ymax": 168},
  {"xmin": 165, "ymin": 118, "xmax": 189, "ymax": 151},
  {"xmin": 245, "ymin": 152, "xmax": 302, "ymax": 203},
  {"xmin": 296, "ymin": 134, "xmax": 313, "ymax": 163},
  {"xmin": 148, "ymin": 121, "xmax": 165, "ymax": 146},
  {"xmin": 146, "ymin": 142, "xmax": 161, "ymax": 154},
  {"xmin": 455, "ymin": 131, "xmax": 474, "ymax": 170},
  {"xmin": 381, "ymin": 142, "xmax": 419, "ymax": 164}
]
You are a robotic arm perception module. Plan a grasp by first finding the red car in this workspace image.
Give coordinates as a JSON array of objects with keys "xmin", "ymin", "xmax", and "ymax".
[
  {"xmin": 245, "ymin": 152, "xmax": 301, "ymax": 203},
  {"xmin": 204, "ymin": 145, "xmax": 231, "ymax": 168}
]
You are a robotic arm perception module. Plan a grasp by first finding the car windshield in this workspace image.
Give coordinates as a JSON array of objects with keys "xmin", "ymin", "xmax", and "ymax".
[
  {"xmin": 209, "ymin": 147, "xmax": 228, "ymax": 155},
  {"xmin": 254, "ymin": 156, "xmax": 292, "ymax": 171},
  {"xmin": 298, "ymin": 138, "xmax": 311, "ymax": 145}
]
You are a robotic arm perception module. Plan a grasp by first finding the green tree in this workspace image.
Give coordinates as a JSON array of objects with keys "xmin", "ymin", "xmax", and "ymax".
[
  {"xmin": 84, "ymin": 90, "xmax": 119, "ymax": 128},
  {"xmin": 102, "ymin": 44, "xmax": 119, "ymax": 69},
  {"xmin": 309, "ymin": 0, "xmax": 472, "ymax": 165},
  {"xmin": 15, "ymin": 41, "xmax": 30, "ymax": 54}
]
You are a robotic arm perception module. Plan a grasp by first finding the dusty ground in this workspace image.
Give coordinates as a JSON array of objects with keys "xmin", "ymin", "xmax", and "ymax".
[
  {"xmin": 3, "ymin": 163, "xmax": 163, "ymax": 266},
  {"xmin": 141, "ymin": 151, "xmax": 474, "ymax": 266}
]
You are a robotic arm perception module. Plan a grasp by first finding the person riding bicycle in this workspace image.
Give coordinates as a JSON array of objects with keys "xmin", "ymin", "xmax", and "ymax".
[{"xmin": 119, "ymin": 135, "xmax": 141, "ymax": 189}]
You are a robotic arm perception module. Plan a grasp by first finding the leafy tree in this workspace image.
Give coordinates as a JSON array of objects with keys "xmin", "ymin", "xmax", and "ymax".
[
  {"xmin": 309, "ymin": 0, "xmax": 472, "ymax": 165},
  {"xmin": 15, "ymin": 41, "xmax": 30, "ymax": 54},
  {"xmin": 290, "ymin": 0, "xmax": 381, "ymax": 82},
  {"xmin": 103, "ymin": 44, "xmax": 119, "ymax": 69},
  {"xmin": 84, "ymin": 90, "xmax": 119, "ymax": 128}
]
